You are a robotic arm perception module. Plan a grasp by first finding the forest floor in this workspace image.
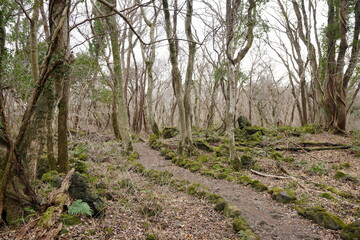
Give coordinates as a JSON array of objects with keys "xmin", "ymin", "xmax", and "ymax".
[{"xmin": 0, "ymin": 128, "xmax": 359, "ymax": 240}]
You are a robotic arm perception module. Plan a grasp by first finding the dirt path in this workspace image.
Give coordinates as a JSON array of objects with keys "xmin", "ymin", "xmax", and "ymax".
[{"xmin": 134, "ymin": 142, "xmax": 340, "ymax": 240}]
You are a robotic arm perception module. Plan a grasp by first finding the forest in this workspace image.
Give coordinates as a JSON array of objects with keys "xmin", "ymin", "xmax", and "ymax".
[{"xmin": 0, "ymin": 0, "xmax": 359, "ymax": 239}]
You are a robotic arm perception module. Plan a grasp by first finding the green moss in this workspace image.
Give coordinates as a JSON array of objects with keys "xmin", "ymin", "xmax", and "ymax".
[
  {"xmin": 309, "ymin": 163, "xmax": 328, "ymax": 175},
  {"xmin": 214, "ymin": 144, "xmax": 229, "ymax": 157},
  {"xmin": 269, "ymin": 152, "xmax": 283, "ymax": 161},
  {"xmin": 283, "ymin": 157, "xmax": 295, "ymax": 163},
  {"xmin": 128, "ymin": 152, "xmax": 140, "ymax": 161},
  {"xmin": 164, "ymin": 151, "xmax": 176, "ymax": 160},
  {"xmin": 237, "ymin": 175, "xmax": 253, "ymax": 186},
  {"xmin": 240, "ymin": 154, "xmax": 255, "ymax": 169},
  {"xmin": 298, "ymin": 124, "xmax": 320, "ymax": 134},
  {"xmin": 269, "ymin": 187, "xmax": 296, "ymax": 203},
  {"xmin": 38, "ymin": 206, "xmax": 57, "ymax": 228},
  {"xmin": 215, "ymin": 172, "xmax": 228, "ymax": 180},
  {"xmin": 160, "ymin": 147, "xmax": 170, "ymax": 156},
  {"xmin": 214, "ymin": 200, "xmax": 228, "ymax": 212},
  {"xmin": 146, "ymin": 232, "xmax": 158, "ymax": 240},
  {"xmin": 233, "ymin": 216, "xmax": 250, "ymax": 232},
  {"xmin": 224, "ymin": 204, "xmax": 241, "ymax": 218},
  {"xmin": 60, "ymin": 214, "xmax": 81, "ymax": 226},
  {"xmin": 251, "ymin": 180, "xmax": 268, "ymax": 192},
  {"xmin": 208, "ymin": 193, "xmax": 223, "ymax": 204},
  {"xmin": 200, "ymin": 169, "xmax": 217, "ymax": 178},
  {"xmin": 338, "ymin": 191, "xmax": 354, "ymax": 199},
  {"xmin": 187, "ymin": 162, "xmax": 202, "ymax": 173},
  {"xmin": 197, "ymin": 155, "xmax": 210, "ymax": 163},
  {"xmin": 78, "ymin": 153, "xmax": 87, "ymax": 161},
  {"xmin": 340, "ymin": 221, "xmax": 360, "ymax": 240},
  {"xmin": 162, "ymin": 127, "xmax": 179, "ymax": 139},
  {"xmin": 41, "ymin": 170, "xmax": 60, "ymax": 184},
  {"xmin": 335, "ymin": 171, "xmax": 347, "ymax": 179},
  {"xmin": 297, "ymin": 207, "xmax": 345, "ymax": 230},
  {"xmin": 130, "ymin": 162, "xmax": 145, "ymax": 173},
  {"xmin": 240, "ymin": 230, "xmax": 260, "ymax": 240},
  {"xmin": 194, "ymin": 139, "xmax": 213, "ymax": 152},
  {"xmin": 320, "ymin": 192, "xmax": 335, "ymax": 200}
]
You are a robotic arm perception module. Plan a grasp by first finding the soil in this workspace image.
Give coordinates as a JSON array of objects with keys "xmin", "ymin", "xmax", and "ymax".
[
  {"xmin": 134, "ymin": 142, "xmax": 341, "ymax": 240},
  {"xmin": 0, "ymin": 138, "xmax": 239, "ymax": 240}
]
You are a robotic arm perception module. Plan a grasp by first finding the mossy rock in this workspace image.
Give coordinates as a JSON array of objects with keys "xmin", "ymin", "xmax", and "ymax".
[
  {"xmin": 162, "ymin": 127, "xmax": 179, "ymax": 139},
  {"xmin": 164, "ymin": 151, "xmax": 176, "ymax": 160},
  {"xmin": 233, "ymin": 216, "xmax": 250, "ymax": 232},
  {"xmin": 237, "ymin": 175, "xmax": 253, "ymax": 186},
  {"xmin": 241, "ymin": 154, "xmax": 255, "ymax": 169},
  {"xmin": 297, "ymin": 207, "xmax": 345, "ymax": 230},
  {"xmin": 224, "ymin": 204, "xmax": 241, "ymax": 218},
  {"xmin": 244, "ymin": 125, "xmax": 266, "ymax": 135},
  {"xmin": 200, "ymin": 169, "xmax": 217, "ymax": 178},
  {"xmin": 208, "ymin": 193, "xmax": 223, "ymax": 204},
  {"xmin": 340, "ymin": 221, "xmax": 360, "ymax": 240},
  {"xmin": 251, "ymin": 180, "xmax": 268, "ymax": 192},
  {"xmin": 215, "ymin": 144, "xmax": 229, "ymax": 157},
  {"xmin": 186, "ymin": 162, "xmax": 202, "ymax": 173},
  {"xmin": 237, "ymin": 116, "xmax": 251, "ymax": 129},
  {"xmin": 152, "ymin": 122, "xmax": 161, "ymax": 137},
  {"xmin": 240, "ymin": 230, "xmax": 260, "ymax": 240},
  {"xmin": 69, "ymin": 173, "xmax": 105, "ymax": 217},
  {"xmin": 194, "ymin": 139, "xmax": 213, "ymax": 152},
  {"xmin": 269, "ymin": 187, "xmax": 296, "ymax": 204},
  {"xmin": 60, "ymin": 214, "xmax": 82, "ymax": 226},
  {"xmin": 130, "ymin": 162, "xmax": 146, "ymax": 173}
]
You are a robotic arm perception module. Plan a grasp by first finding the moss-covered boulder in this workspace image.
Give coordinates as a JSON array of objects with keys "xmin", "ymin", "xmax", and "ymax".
[
  {"xmin": 269, "ymin": 187, "xmax": 296, "ymax": 204},
  {"xmin": 224, "ymin": 204, "xmax": 241, "ymax": 218},
  {"xmin": 237, "ymin": 175, "xmax": 253, "ymax": 186},
  {"xmin": 151, "ymin": 122, "xmax": 161, "ymax": 137},
  {"xmin": 69, "ymin": 173, "xmax": 105, "ymax": 217},
  {"xmin": 251, "ymin": 180, "xmax": 268, "ymax": 192},
  {"xmin": 340, "ymin": 221, "xmax": 360, "ymax": 240},
  {"xmin": 162, "ymin": 127, "xmax": 179, "ymax": 139},
  {"xmin": 233, "ymin": 216, "xmax": 250, "ymax": 232},
  {"xmin": 237, "ymin": 116, "xmax": 251, "ymax": 129},
  {"xmin": 241, "ymin": 154, "xmax": 256, "ymax": 169},
  {"xmin": 297, "ymin": 207, "xmax": 345, "ymax": 230},
  {"xmin": 194, "ymin": 139, "xmax": 213, "ymax": 152},
  {"xmin": 214, "ymin": 144, "xmax": 229, "ymax": 157}
]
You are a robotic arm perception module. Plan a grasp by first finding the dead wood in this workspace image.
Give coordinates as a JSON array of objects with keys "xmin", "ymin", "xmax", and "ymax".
[
  {"xmin": 275, "ymin": 146, "xmax": 351, "ymax": 151},
  {"xmin": 15, "ymin": 168, "xmax": 75, "ymax": 240}
]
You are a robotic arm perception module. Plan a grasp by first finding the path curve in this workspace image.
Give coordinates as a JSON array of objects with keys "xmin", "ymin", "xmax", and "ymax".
[{"xmin": 134, "ymin": 142, "xmax": 340, "ymax": 240}]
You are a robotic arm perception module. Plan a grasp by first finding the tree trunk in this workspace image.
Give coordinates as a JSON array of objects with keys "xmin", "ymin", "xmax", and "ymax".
[{"xmin": 104, "ymin": 0, "xmax": 132, "ymax": 151}]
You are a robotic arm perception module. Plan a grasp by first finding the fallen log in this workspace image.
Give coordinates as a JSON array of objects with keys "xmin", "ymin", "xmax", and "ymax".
[{"xmin": 275, "ymin": 146, "xmax": 351, "ymax": 151}]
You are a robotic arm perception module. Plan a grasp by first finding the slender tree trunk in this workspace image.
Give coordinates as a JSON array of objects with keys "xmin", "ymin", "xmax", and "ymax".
[
  {"xmin": 104, "ymin": 0, "xmax": 132, "ymax": 151},
  {"xmin": 162, "ymin": 0, "xmax": 194, "ymax": 154}
]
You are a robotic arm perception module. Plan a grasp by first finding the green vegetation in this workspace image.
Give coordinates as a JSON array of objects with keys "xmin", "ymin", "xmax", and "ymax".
[
  {"xmin": 297, "ymin": 207, "xmax": 345, "ymax": 230},
  {"xmin": 68, "ymin": 200, "xmax": 93, "ymax": 216}
]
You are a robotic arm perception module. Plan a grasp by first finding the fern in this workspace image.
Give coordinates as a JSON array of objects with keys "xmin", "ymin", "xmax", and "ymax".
[{"xmin": 68, "ymin": 200, "xmax": 93, "ymax": 216}]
